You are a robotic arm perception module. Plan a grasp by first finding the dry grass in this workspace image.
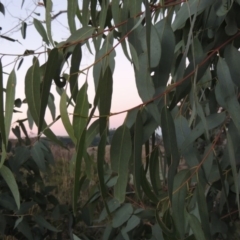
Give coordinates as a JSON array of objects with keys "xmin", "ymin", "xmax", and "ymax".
[{"xmin": 46, "ymin": 143, "xmax": 188, "ymax": 205}]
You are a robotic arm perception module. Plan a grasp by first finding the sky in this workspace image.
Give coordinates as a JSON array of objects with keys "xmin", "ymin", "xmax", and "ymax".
[{"xmin": 0, "ymin": 0, "xmax": 142, "ymax": 137}]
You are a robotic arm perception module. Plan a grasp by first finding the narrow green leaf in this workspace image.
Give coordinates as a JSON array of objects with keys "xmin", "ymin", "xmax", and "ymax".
[
  {"xmin": 21, "ymin": 0, "xmax": 25, "ymax": 8},
  {"xmin": 70, "ymin": 44, "xmax": 82, "ymax": 103},
  {"xmin": 0, "ymin": 35, "xmax": 16, "ymax": 42},
  {"xmin": 82, "ymin": 0, "xmax": 90, "ymax": 26},
  {"xmin": 112, "ymin": 0, "xmax": 121, "ymax": 26},
  {"xmin": 0, "ymin": 2, "xmax": 5, "ymax": 15},
  {"xmin": 186, "ymin": 212, "xmax": 206, "ymax": 240},
  {"xmin": 196, "ymin": 182, "xmax": 211, "ymax": 239},
  {"xmin": 216, "ymin": 57, "xmax": 240, "ymax": 132},
  {"xmin": 155, "ymin": 209, "xmax": 175, "ymax": 237},
  {"xmin": 225, "ymin": 44, "xmax": 240, "ymax": 87},
  {"xmin": 227, "ymin": 131, "xmax": 240, "ymax": 217},
  {"xmin": 141, "ymin": 168, "xmax": 159, "ymax": 204},
  {"xmin": 135, "ymin": 53, "xmax": 155, "ymax": 102},
  {"xmin": 5, "ymin": 70, "xmax": 16, "ymax": 144},
  {"xmin": 45, "ymin": 0, "xmax": 54, "ymax": 46},
  {"xmin": 21, "ymin": 21, "xmax": 27, "ymax": 39},
  {"xmin": 172, "ymin": 169, "xmax": 190, "ymax": 239},
  {"xmin": 47, "ymin": 93, "xmax": 55, "ymax": 120},
  {"xmin": 39, "ymin": 48, "xmax": 59, "ymax": 134},
  {"xmin": 93, "ymin": 33, "xmax": 115, "ymax": 89},
  {"xmin": 0, "ymin": 165, "xmax": 20, "ymax": 209},
  {"xmin": 129, "ymin": 42, "xmax": 139, "ymax": 71},
  {"xmin": 73, "ymin": 128, "xmax": 86, "ymax": 214},
  {"xmin": 60, "ymin": 90, "xmax": 76, "ymax": 144},
  {"xmin": 111, "ymin": 125, "xmax": 132, "ymax": 203},
  {"xmin": 86, "ymin": 119, "xmax": 99, "ymax": 147},
  {"xmin": 33, "ymin": 18, "xmax": 50, "ymax": 45},
  {"xmin": 97, "ymin": 130, "xmax": 108, "ymax": 199},
  {"xmin": 0, "ymin": 60, "xmax": 6, "ymax": 149},
  {"xmin": 64, "ymin": 26, "xmax": 95, "ymax": 45},
  {"xmin": 161, "ymin": 106, "xmax": 180, "ymax": 201},
  {"xmin": 17, "ymin": 58, "xmax": 24, "ymax": 70},
  {"xmin": 99, "ymin": 67, "xmax": 113, "ymax": 135},
  {"xmin": 33, "ymin": 215, "xmax": 59, "ymax": 232},
  {"xmin": 144, "ymin": 0, "xmax": 151, "ymax": 67},
  {"xmin": 67, "ymin": 0, "xmax": 77, "ymax": 33},
  {"xmin": 72, "ymin": 82, "xmax": 89, "ymax": 142},
  {"xmin": 149, "ymin": 147, "xmax": 161, "ymax": 196},
  {"xmin": 133, "ymin": 111, "xmax": 143, "ymax": 200}
]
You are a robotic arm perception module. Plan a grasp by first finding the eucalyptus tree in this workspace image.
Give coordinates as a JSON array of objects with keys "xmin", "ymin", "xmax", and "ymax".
[{"xmin": 1, "ymin": 0, "xmax": 240, "ymax": 239}]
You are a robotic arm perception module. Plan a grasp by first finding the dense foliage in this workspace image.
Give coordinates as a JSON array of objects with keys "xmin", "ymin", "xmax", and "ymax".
[{"xmin": 1, "ymin": 0, "xmax": 240, "ymax": 239}]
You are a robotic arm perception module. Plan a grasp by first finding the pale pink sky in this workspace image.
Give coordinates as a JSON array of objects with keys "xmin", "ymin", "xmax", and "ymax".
[{"xmin": 1, "ymin": 0, "xmax": 141, "ymax": 137}]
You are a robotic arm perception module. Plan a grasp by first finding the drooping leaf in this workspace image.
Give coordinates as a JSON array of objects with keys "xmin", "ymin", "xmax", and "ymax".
[
  {"xmin": 0, "ymin": 165, "xmax": 20, "ymax": 209},
  {"xmin": 60, "ymin": 89, "xmax": 76, "ymax": 144},
  {"xmin": 5, "ymin": 70, "xmax": 16, "ymax": 145},
  {"xmin": 0, "ymin": 35, "xmax": 16, "ymax": 42},
  {"xmin": 38, "ymin": 48, "xmax": 59, "ymax": 134},
  {"xmin": 21, "ymin": 0, "xmax": 25, "ymax": 8},
  {"xmin": 82, "ymin": 0, "xmax": 90, "ymax": 27},
  {"xmin": 86, "ymin": 119, "xmax": 99, "ymax": 147},
  {"xmin": 47, "ymin": 93, "xmax": 55, "ymax": 120},
  {"xmin": 21, "ymin": 21, "xmax": 27, "ymax": 39},
  {"xmin": 33, "ymin": 18, "xmax": 50, "ymax": 45},
  {"xmin": 72, "ymin": 82, "xmax": 89, "ymax": 142},
  {"xmin": 64, "ymin": 26, "xmax": 95, "ymax": 46},
  {"xmin": 196, "ymin": 181, "xmax": 212, "ymax": 239},
  {"xmin": 227, "ymin": 131, "xmax": 240, "ymax": 217},
  {"xmin": 17, "ymin": 58, "xmax": 24, "ymax": 70},
  {"xmin": 97, "ymin": 129, "xmax": 109, "ymax": 211},
  {"xmin": 73, "ymin": 131, "xmax": 86, "ymax": 214},
  {"xmin": 0, "ymin": 2, "xmax": 5, "ymax": 15},
  {"xmin": 67, "ymin": 0, "xmax": 77, "ymax": 33},
  {"xmin": 69, "ymin": 44, "xmax": 82, "ymax": 103},
  {"xmin": 139, "ymin": 23, "xmax": 161, "ymax": 68},
  {"xmin": 216, "ymin": 57, "xmax": 240, "ymax": 132},
  {"xmin": 0, "ymin": 60, "xmax": 6, "ymax": 149},
  {"xmin": 135, "ymin": 52, "xmax": 155, "ymax": 102},
  {"xmin": 186, "ymin": 211, "xmax": 206, "ymax": 240},
  {"xmin": 93, "ymin": 33, "xmax": 115, "ymax": 89},
  {"xmin": 110, "ymin": 125, "xmax": 132, "ymax": 203},
  {"xmin": 149, "ymin": 147, "xmax": 161, "ymax": 196},
  {"xmin": 45, "ymin": 0, "xmax": 54, "ymax": 46},
  {"xmin": 172, "ymin": 169, "xmax": 190, "ymax": 239},
  {"xmin": 224, "ymin": 44, "xmax": 240, "ymax": 88},
  {"xmin": 133, "ymin": 111, "xmax": 143, "ymax": 200},
  {"xmin": 153, "ymin": 18, "xmax": 175, "ymax": 90},
  {"xmin": 140, "ymin": 168, "xmax": 159, "ymax": 204},
  {"xmin": 161, "ymin": 106, "xmax": 180, "ymax": 201},
  {"xmin": 99, "ymin": 67, "xmax": 113, "ymax": 135}
]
